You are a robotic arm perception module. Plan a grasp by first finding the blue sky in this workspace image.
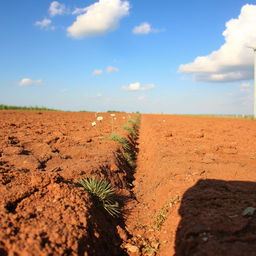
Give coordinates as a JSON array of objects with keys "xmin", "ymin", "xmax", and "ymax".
[{"xmin": 0, "ymin": 0, "xmax": 256, "ymax": 114}]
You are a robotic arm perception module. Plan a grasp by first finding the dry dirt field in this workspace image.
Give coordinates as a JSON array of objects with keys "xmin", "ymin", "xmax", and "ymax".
[{"xmin": 0, "ymin": 111, "xmax": 256, "ymax": 256}]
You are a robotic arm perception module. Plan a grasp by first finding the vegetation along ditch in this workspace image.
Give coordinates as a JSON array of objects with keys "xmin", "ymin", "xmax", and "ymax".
[{"xmin": 77, "ymin": 114, "xmax": 141, "ymax": 255}]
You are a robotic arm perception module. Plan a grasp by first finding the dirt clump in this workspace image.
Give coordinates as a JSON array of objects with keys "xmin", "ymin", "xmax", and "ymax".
[{"xmin": 0, "ymin": 111, "xmax": 134, "ymax": 256}]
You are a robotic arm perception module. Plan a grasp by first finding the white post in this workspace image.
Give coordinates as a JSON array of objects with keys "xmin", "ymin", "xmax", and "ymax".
[{"xmin": 254, "ymin": 49, "xmax": 256, "ymax": 119}]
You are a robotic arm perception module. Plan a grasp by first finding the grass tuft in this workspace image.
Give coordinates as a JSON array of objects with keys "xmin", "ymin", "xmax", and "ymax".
[
  {"xmin": 79, "ymin": 177, "xmax": 120, "ymax": 217},
  {"xmin": 128, "ymin": 114, "xmax": 141, "ymax": 130},
  {"xmin": 123, "ymin": 125, "xmax": 137, "ymax": 137},
  {"xmin": 109, "ymin": 133, "xmax": 130, "ymax": 151},
  {"xmin": 154, "ymin": 195, "xmax": 180, "ymax": 230}
]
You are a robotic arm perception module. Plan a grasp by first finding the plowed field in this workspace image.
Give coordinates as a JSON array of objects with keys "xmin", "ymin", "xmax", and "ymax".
[
  {"xmin": 125, "ymin": 114, "xmax": 256, "ymax": 256},
  {"xmin": 0, "ymin": 111, "xmax": 134, "ymax": 256},
  {"xmin": 0, "ymin": 111, "xmax": 256, "ymax": 256}
]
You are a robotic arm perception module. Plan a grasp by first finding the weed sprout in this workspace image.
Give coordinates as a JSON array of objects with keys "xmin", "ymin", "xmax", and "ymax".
[
  {"xmin": 110, "ymin": 113, "xmax": 116, "ymax": 132},
  {"xmin": 79, "ymin": 177, "xmax": 120, "ymax": 217}
]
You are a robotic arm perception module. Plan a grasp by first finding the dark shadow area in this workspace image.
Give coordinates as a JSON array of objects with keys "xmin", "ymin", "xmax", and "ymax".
[
  {"xmin": 115, "ymin": 131, "xmax": 140, "ymax": 186},
  {"xmin": 89, "ymin": 163, "xmax": 133, "ymax": 192},
  {"xmin": 4, "ymin": 188, "xmax": 39, "ymax": 214},
  {"xmin": 81, "ymin": 205, "xmax": 129, "ymax": 256},
  {"xmin": 175, "ymin": 179, "xmax": 256, "ymax": 256},
  {"xmin": 114, "ymin": 150, "xmax": 136, "ymax": 187}
]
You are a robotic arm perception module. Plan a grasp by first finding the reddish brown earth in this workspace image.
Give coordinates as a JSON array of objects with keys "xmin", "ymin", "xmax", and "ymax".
[
  {"xmin": 1, "ymin": 111, "xmax": 256, "ymax": 256},
  {"xmin": 124, "ymin": 114, "xmax": 256, "ymax": 256},
  {"xmin": 0, "ymin": 111, "xmax": 134, "ymax": 256}
]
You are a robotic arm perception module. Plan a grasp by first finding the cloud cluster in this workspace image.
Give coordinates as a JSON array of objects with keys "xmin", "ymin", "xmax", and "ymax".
[
  {"xmin": 92, "ymin": 66, "xmax": 119, "ymax": 76},
  {"xmin": 49, "ymin": 1, "xmax": 66, "ymax": 16},
  {"xmin": 72, "ymin": 7, "xmax": 87, "ymax": 15},
  {"xmin": 35, "ymin": 1, "xmax": 66, "ymax": 30},
  {"xmin": 178, "ymin": 4, "xmax": 256, "ymax": 82},
  {"xmin": 132, "ymin": 22, "xmax": 157, "ymax": 35},
  {"xmin": 36, "ymin": 1, "xmax": 163, "ymax": 39},
  {"xmin": 67, "ymin": 0, "xmax": 130, "ymax": 38},
  {"xmin": 106, "ymin": 66, "xmax": 119, "ymax": 73},
  {"xmin": 17, "ymin": 78, "xmax": 43, "ymax": 86},
  {"xmin": 34, "ymin": 18, "xmax": 52, "ymax": 29},
  {"xmin": 122, "ymin": 82, "xmax": 155, "ymax": 91}
]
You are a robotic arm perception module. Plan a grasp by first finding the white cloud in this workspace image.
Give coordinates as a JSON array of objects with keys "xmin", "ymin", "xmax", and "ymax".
[
  {"xmin": 92, "ymin": 66, "xmax": 119, "ymax": 75},
  {"xmin": 17, "ymin": 78, "xmax": 43, "ymax": 86},
  {"xmin": 49, "ymin": 1, "xmax": 66, "ymax": 16},
  {"xmin": 122, "ymin": 82, "xmax": 155, "ymax": 91},
  {"xmin": 178, "ymin": 4, "xmax": 256, "ymax": 82},
  {"xmin": 34, "ymin": 18, "xmax": 52, "ymax": 29},
  {"xmin": 72, "ymin": 7, "xmax": 87, "ymax": 15},
  {"xmin": 106, "ymin": 66, "xmax": 119, "ymax": 73},
  {"xmin": 67, "ymin": 0, "xmax": 130, "ymax": 39},
  {"xmin": 92, "ymin": 69, "xmax": 104, "ymax": 76},
  {"xmin": 132, "ymin": 22, "xmax": 156, "ymax": 35}
]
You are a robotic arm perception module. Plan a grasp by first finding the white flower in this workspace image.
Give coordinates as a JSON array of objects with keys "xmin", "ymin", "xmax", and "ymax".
[
  {"xmin": 114, "ymin": 117, "xmax": 117, "ymax": 120},
  {"xmin": 110, "ymin": 113, "xmax": 116, "ymax": 117},
  {"xmin": 91, "ymin": 121, "xmax": 96, "ymax": 126},
  {"xmin": 97, "ymin": 116, "xmax": 103, "ymax": 121}
]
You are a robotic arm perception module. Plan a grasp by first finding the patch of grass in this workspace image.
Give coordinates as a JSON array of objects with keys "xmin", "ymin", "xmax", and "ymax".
[
  {"xmin": 127, "ymin": 118, "xmax": 137, "ymax": 127},
  {"xmin": 79, "ymin": 177, "xmax": 120, "ymax": 217},
  {"xmin": 143, "ymin": 245, "xmax": 159, "ymax": 255},
  {"xmin": 140, "ymin": 238, "xmax": 160, "ymax": 256},
  {"xmin": 109, "ymin": 133, "xmax": 130, "ymax": 151},
  {"xmin": 123, "ymin": 125, "xmax": 137, "ymax": 137},
  {"xmin": 0, "ymin": 104, "xmax": 58, "ymax": 111},
  {"xmin": 154, "ymin": 195, "xmax": 180, "ymax": 230},
  {"xmin": 123, "ymin": 152, "xmax": 135, "ymax": 167},
  {"xmin": 173, "ymin": 114, "xmax": 255, "ymax": 120},
  {"xmin": 107, "ymin": 110, "xmax": 126, "ymax": 113},
  {"xmin": 128, "ymin": 114, "xmax": 141, "ymax": 130}
]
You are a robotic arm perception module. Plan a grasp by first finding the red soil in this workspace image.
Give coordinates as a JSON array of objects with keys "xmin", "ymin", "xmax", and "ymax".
[
  {"xmin": 0, "ymin": 111, "xmax": 133, "ymax": 256},
  {"xmin": 1, "ymin": 111, "xmax": 256, "ymax": 256},
  {"xmin": 124, "ymin": 114, "xmax": 256, "ymax": 256}
]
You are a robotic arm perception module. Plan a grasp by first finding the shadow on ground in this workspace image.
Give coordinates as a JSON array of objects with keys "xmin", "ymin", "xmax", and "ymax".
[
  {"xmin": 175, "ymin": 179, "xmax": 256, "ymax": 256},
  {"xmin": 81, "ymin": 206, "xmax": 129, "ymax": 256}
]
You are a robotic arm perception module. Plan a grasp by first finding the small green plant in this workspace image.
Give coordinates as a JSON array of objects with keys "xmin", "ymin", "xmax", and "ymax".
[
  {"xmin": 143, "ymin": 245, "xmax": 159, "ymax": 255},
  {"xmin": 91, "ymin": 121, "xmax": 101, "ymax": 136},
  {"xmin": 123, "ymin": 152, "xmax": 135, "ymax": 167},
  {"xmin": 110, "ymin": 113, "xmax": 116, "ymax": 132},
  {"xmin": 128, "ymin": 118, "xmax": 136, "ymax": 126},
  {"xmin": 123, "ymin": 125, "xmax": 136, "ymax": 137},
  {"xmin": 79, "ymin": 177, "xmax": 120, "ymax": 217},
  {"xmin": 128, "ymin": 114, "xmax": 141, "ymax": 130},
  {"xmin": 154, "ymin": 195, "xmax": 180, "ymax": 230},
  {"xmin": 91, "ymin": 116, "xmax": 104, "ymax": 137},
  {"xmin": 109, "ymin": 133, "xmax": 130, "ymax": 151}
]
